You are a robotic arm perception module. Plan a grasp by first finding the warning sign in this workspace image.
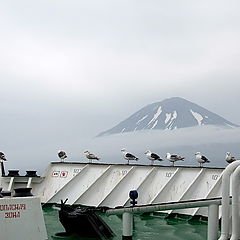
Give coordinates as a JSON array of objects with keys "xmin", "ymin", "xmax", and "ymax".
[
  {"xmin": 52, "ymin": 171, "xmax": 60, "ymax": 177},
  {"xmin": 60, "ymin": 171, "xmax": 68, "ymax": 178}
]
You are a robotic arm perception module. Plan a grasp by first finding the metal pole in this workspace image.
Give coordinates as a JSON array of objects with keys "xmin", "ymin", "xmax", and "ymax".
[
  {"xmin": 7, "ymin": 177, "xmax": 14, "ymax": 191},
  {"xmin": 230, "ymin": 165, "xmax": 240, "ymax": 240},
  {"xmin": 218, "ymin": 161, "xmax": 240, "ymax": 240},
  {"xmin": 106, "ymin": 198, "xmax": 222, "ymax": 216},
  {"xmin": 0, "ymin": 161, "xmax": 5, "ymax": 176},
  {"xmin": 27, "ymin": 177, "xmax": 33, "ymax": 188},
  {"xmin": 208, "ymin": 204, "xmax": 219, "ymax": 240},
  {"xmin": 122, "ymin": 212, "xmax": 133, "ymax": 240}
]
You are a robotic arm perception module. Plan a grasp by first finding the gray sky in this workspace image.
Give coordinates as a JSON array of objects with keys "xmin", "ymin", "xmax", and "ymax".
[{"xmin": 1, "ymin": 0, "xmax": 240, "ymax": 172}]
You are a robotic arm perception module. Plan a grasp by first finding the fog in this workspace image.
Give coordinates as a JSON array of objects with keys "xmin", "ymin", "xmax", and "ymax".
[
  {"xmin": 1, "ymin": 1, "xmax": 240, "ymax": 173},
  {"xmin": 4, "ymin": 125, "xmax": 236, "ymax": 175},
  {"xmin": 87, "ymin": 126, "xmax": 240, "ymax": 168}
]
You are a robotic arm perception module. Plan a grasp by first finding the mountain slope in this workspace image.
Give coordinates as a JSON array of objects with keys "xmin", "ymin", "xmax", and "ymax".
[{"xmin": 98, "ymin": 97, "xmax": 239, "ymax": 136}]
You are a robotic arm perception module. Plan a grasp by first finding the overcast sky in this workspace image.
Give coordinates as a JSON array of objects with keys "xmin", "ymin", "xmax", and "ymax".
[{"xmin": 1, "ymin": 0, "xmax": 240, "ymax": 172}]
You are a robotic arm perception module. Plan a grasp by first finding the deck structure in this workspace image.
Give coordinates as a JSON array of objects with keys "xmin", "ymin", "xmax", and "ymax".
[{"xmin": 0, "ymin": 162, "xmax": 224, "ymax": 217}]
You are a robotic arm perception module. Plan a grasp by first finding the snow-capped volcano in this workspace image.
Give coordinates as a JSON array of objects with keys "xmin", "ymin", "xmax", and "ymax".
[{"xmin": 98, "ymin": 97, "xmax": 239, "ymax": 137}]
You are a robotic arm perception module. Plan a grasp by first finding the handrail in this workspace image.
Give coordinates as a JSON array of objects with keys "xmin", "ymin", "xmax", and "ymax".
[
  {"xmin": 230, "ymin": 165, "xmax": 240, "ymax": 240},
  {"xmin": 106, "ymin": 197, "xmax": 223, "ymax": 215},
  {"xmin": 218, "ymin": 160, "xmax": 240, "ymax": 240},
  {"xmin": 106, "ymin": 197, "xmax": 224, "ymax": 240}
]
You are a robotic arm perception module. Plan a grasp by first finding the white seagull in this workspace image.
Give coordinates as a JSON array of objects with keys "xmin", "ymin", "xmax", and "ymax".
[
  {"xmin": 144, "ymin": 150, "xmax": 163, "ymax": 165},
  {"xmin": 121, "ymin": 149, "xmax": 138, "ymax": 164},
  {"xmin": 195, "ymin": 152, "xmax": 210, "ymax": 167},
  {"xmin": 84, "ymin": 151, "xmax": 100, "ymax": 163},
  {"xmin": 166, "ymin": 153, "xmax": 185, "ymax": 166},
  {"xmin": 58, "ymin": 150, "xmax": 67, "ymax": 162},
  {"xmin": 0, "ymin": 152, "xmax": 7, "ymax": 161},
  {"xmin": 225, "ymin": 152, "xmax": 236, "ymax": 164}
]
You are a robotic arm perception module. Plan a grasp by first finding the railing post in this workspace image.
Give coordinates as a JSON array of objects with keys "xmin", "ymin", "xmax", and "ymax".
[
  {"xmin": 219, "ymin": 161, "xmax": 240, "ymax": 240},
  {"xmin": 7, "ymin": 177, "xmax": 14, "ymax": 191},
  {"xmin": 27, "ymin": 177, "xmax": 33, "ymax": 188},
  {"xmin": 230, "ymin": 165, "xmax": 240, "ymax": 240},
  {"xmin": 122, "ymin": 212, "xmax": 133, "ymax": 240},
  {"xmin": 208, "ymin": 204, "xmax": 219, "ymax": 240}
]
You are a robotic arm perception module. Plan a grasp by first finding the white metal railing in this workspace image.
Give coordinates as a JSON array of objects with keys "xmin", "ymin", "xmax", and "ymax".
[
  {"xmin": 218, "ymin": 161, "xmax": 240, "ymax": 240},
  {"xmin": 106, "ymin": 161, "xmax": 240, "ymax": 240},
  {"xmin": 106, "ymin": 197, "xmax": 223, "ymax": 240},
  {"xmin": 229, "ymin": 163, "xmax": 240, "ymax": 240}
]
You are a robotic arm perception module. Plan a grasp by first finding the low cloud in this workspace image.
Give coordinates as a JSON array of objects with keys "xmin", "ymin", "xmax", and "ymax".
[{"xmin": 87, "ymin": 126, "xmax": 240, "ymax": 168}]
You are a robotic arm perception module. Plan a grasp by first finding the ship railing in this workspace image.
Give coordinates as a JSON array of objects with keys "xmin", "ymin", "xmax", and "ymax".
[
  {"xmin": 106, "ymin": 160, "xmax": 240, "ymax": 240},
  {"xmin": 106, "ymin": 197, "xmax": 224, "ymax": 240}
]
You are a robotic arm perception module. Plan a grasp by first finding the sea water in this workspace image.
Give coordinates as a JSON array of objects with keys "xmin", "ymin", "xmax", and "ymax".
[{"xmin": 43, "ymin": 206, "xmax": 208, "ymax": 240}]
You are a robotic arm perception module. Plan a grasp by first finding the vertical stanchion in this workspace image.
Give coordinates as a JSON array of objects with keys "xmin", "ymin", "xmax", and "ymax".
[
  {"xmin": 208, "ymin": 204, "xmax": 219, "ymax": 240},
  {"xmin": 27, "ymin": 177, "xmax": 33, "ymax": 188},
  {"xmin": 122, "ymin": 212, "xmax": 133, "ymax": 240},
  {"xmin": 7, "ymin": 177, "xmax": 14, "ymax": 191},
  {"xmin": 230, "ymin": 165, "xmax": 240, "ymax": 240}
]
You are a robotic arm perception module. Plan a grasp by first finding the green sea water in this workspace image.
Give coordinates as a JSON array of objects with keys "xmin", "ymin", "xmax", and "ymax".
[{"xmin": 43, "ymin": 206, "xmax": 208, "ymax": 240}]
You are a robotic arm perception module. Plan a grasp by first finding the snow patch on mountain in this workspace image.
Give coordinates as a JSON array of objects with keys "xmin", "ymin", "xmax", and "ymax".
[
  {"xmin": 190, "ymin": 109, "xmax": 204, "ymax": 125},
  {"xmin": 151, "ymin": 120, "xmax": 158, "ymax": 129},
  {"xmin": 165, "ymin": 113, "xmax": 172, "ymax": 124},
  {"xmin": 136, "ymin": 115, "xmax": 148, "ymax": 124},
  {"xmin": 166, "ymin": 111, "xmax": 177, "ymax": 129},
  {"xmin": 148, "ymin": 106, "xmax": 162, "ymax": 126}
]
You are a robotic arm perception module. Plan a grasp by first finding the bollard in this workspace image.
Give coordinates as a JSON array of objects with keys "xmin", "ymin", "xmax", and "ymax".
[
  {"xmin": 122, "ymin": 212, "xmax": 133, "ymax": 240},
  {"xmin": 208, "ymin": 204, "xmax": 219, "ymax": 240}
]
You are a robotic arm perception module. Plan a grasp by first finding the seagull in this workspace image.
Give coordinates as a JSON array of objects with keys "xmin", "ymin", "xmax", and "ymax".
[
  {"xmin": 225, "ymin": 152, "xmax": 236, "ymax": 164},
  {"xmin": 84, "ymin": 151, "xmax": 100, "ymax": 163},
  {"xmin": 0, "ymin": 152, "xmax": 6, "ymax": 161},
  {"xmin": 195, "ymin": 152, "xmax": 210, "ymax": 167},
  {"xmin": 166, "ymin": 153, "xmax": 185, "ymax": 166},
  {"xmin": 144, "ymin": 150, "xmax": 163, "ymax": 165},
  {"xmin": 58, "ymin": 150, "xmax": 67, "ymax": 162},
  {"xmin": 121, "ymin": 149, "xmax": 138, "ymax": 164}
]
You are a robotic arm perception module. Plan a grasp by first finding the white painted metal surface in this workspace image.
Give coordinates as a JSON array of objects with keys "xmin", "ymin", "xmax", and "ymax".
[
  {"xmin": 0, "ymin": 162, "xmax": 226, "ymax": 217},
  {"xmin": 106, "ymin": 198, "xmax": 222, "ymax": 240},
  {"xmin": 218, "ymin": 161, "xmax": 240, "ymax": 240},
  {"xmin": 0, "ymin": 196, "xmax": 48, "ymax": 240},
  {"xmin": 122, "ymin": 212, "xmax": 133, "ymax": 239},
  {"xmin": 230, "ymin": 164, "xmax": 240, "ymax": 240},
  {"xmin": 208, "ymin": 204, "xmax": 219, "ymax": 240}
]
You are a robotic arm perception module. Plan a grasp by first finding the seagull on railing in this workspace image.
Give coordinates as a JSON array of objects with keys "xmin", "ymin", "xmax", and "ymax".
[
  {"xmin": 58, "ymin": 150, "xmax": 67, "ymax": 162},
  {"xmin": 166, "ymin": 153, "xmax": 184, "ymax": 166},
  {"xmin": 84, "ymin": 151, "xmax": 100, "ymax": 163},
  {"xmin": 195, "ymin": 152, "xmax": 210, "ymax": 167},
  {"xmin": 225, "ymin": 152, "xmax": 236, "ymax": 164},
  {"xmin": 121, "ymin": 149, "xmax": 138, "ymax": 164},
  {"xmin": 0, "ymin": 152, "xmax": 7, "ymax": 161},
  {"xmin": 144, "ymin": 150, "xmax": 163, "ymax": 165}
]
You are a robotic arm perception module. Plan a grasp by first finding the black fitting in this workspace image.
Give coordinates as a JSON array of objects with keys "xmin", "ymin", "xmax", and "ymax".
[
  {"xmin": 25, "ymin": 171, "xmax": 38, "ymax": 177},
  {"xmin": 122, "ymin": 236, "xmax": 132, "ymax": 240},
  {"xmin": 1, "ymin": 191, "xmax": 11, "ymax": 197},
  {"xmin": 13, "ymin": 188, "xmax": 33, "ymax": 197},
  {"xmin": 129, "ymin": 190, "xmax": 138, "ymax": 207},
  {"xmin": 7, "ymin": 170, "xmax": 20, "ymax": 177}
]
